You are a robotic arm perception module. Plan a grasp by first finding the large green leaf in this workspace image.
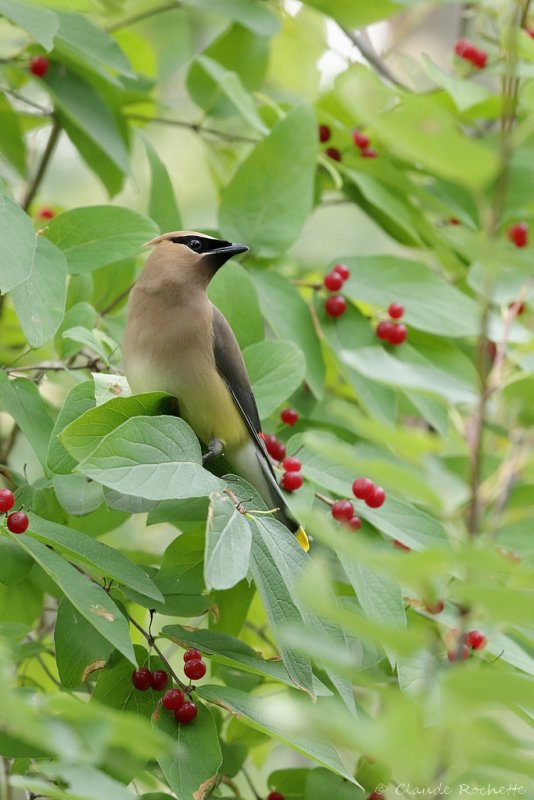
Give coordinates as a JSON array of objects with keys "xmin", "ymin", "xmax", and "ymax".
[
  {"xmin": 300, "ymin": 0, "xmax": 403, "ymax": 27},
  {"xmin": 208, "ymin": 262, "xmax": 264, "ymax": 350},
  {"xmin": 54, "ymin": 598, "xmax": 114, "ymax": 688},
  {"xmin": 253, "ymin": 271, "xmax": 325, "ymax": 399},
  {"xmin": 11, "ymin": 236, "xmax": 67, "ymax": 348},
  {"xmin": 220, "ymin": 106, "xmax": 318, "ymax": 256},
  {"xmin": 93, "ymin": 646, "xmax": 169, "ymax": 716},
  {"xmin": 45, "ymin": 65, "xmax": 130, "ymax": 174},
  {"xmin": 0, "ymin": 0, "xmax": 58, "ymax": 49},
  {"xmin": 0, "ymin": 371, "xmax": 54, "ymax": 467},
  {"xmin": 156, "ymin": 702, "xmax": 222, "ymax": 800},
  {"xmin": 243, "ymin": 340, "xmax": 306, "ymax": 419},
  {"xmin": 76, "ymin": 416, "xmax": 224, "ymax": 500},
  {"xmin": 47, "ymin": 380, "xmax": 96, "ymax": 474},
  {"xmin": 192, "ymin": 56, "xmax": 268, "ymax": 133},
  {"xmin": 0, "ymin": 539, "xmax": 33, "ymax": 586},
  {"xmin": 142, "ymin": 134, "xmax": 182, "ymax": 233},
  {"xmin": 54, "ymin": 11, "xmax": 134, "ymax": 82},
  {"xmin": 0, "ymin": 193, "xmax": 36, "ymax": 293},
  {"xmin": 198, "ymin": 685, "xmax": 357, "ymax": 784},
  {"xmin": 28, "ymin": 514, "xmax": 163, "ymax": 602},
  {"xmin": 60, "ymin": 392, "xmax": 174, "ymax": 463},
  {"xmin": 45, "ymin": 206, "xmax": 158, "ymax": 274},
  {"xmin": 12, "ymin": 534, "xmax": 135, "ymax": 663},
  {"xmin": 0, "ymin": 94, "xmax": 26, "ymax": 175},
  {"xmin": 205, "ymin": 492, "xmax": 251, "ymax": 591},
  {"xmin": 194, "ymin": 0, "xmax": 280, "ymax": 36}
]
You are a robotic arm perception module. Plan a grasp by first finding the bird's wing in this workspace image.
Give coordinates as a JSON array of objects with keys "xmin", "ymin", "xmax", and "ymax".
[{"xmin": 211, "ymin": 305, "xmax": 276, "ymax": 476}]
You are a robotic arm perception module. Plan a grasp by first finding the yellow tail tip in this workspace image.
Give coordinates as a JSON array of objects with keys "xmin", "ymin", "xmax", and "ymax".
[{"xmin": 296, "ymin": 526, "xmax": 310, "ymax": 552}]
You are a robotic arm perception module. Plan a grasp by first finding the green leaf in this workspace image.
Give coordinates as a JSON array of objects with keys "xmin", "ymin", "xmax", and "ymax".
[
  {"xmin": 0, "ymin": 94, "xmax": 26, "ymax": 175},
  {"xmin": 142, "ymin": 134, "xmax": 182, "ymax": 233},
  {"xmin": 193, "ymin": 56, "xmax": 268, "ymax": 133},
  {"xmin": 27, "ymin": 514, "xmax": 163, "ymax": 602},
  {"xmin": 0, "ymin": 193, "xmax": 36, "ymax": 293},
  {"xmin": 208, "ymin": 262, "xmax": 264, "ymax": 350},
  {"xmin": 54, "ymin": 11, "xmax": 134, "ymax": 82},
  {"xmin": 53, "ymin": 474, "xmax": 104, "ymax": 516},
  {"xmin": 300, "ymin": 0, "xmax": 402, "ymax": 27},
  {"xmin": 60, "ymin": 392, "xmax": 174, "ymax": 463},
  {"xmin": 156, "ymin": 702, "xmax": 222, "ymax": 800},
  {"xmin": 243, "ymin": 340, "xmax": 306, "ymax": 419},
  {"xmin": 12, "ymin": 534, "xmax": 135, "ymax": 663},
  {"xmin": 162, "ymin": 624, "xmax": 331, "ymax": 695},
  {"xmin": 342, "ymin": 255, "xmax": 479, "ymax": 337},
  {"xmin": 0, "ymin": 0, "xmax": 58, "ymax": 50},
  {"xmin": 54, "ymin": 598, "xmax": 114, "ymax": 688},
  {"xmin": 55, "ymin": 301, "xmax": 97, "ymax": 359},
  {"xmin": 205, "ymin": 492, "xmax": 252, "ymax": 591},
  {"xmin": 47, "ymin": 380, "xmax": 96, "ymax": 475},
  {"xmin": 60, "ymin": 114, "xmax": 125, "ymax": 197},
  {"xmin": 45, "ymin": 65, "xmax": 130, "ymax": 174},
  {"xmin": 93, "ymin": 374, "xmax": 131, "ymax": 405},
  {"xmin": 76, "ymin": 416, "xmax": 225, "ymax": 500},
  {"xmin": 341, "ymin": 346, "xmax": 475, "ymax": 405},
  {"xmin": 93, "ymin": 646, "xmax": 167, "ymax": 716},
  {"xmin": 26, "ymin": 763, "xmax": 138, "ymax": 800},
  {"xmin": 220, "ymin": 106, "xmax": 318, "ymax": 256},
  {"xmin": 147, "ymin": 532, "xmax": 210, "ymax": 617},
  {"xmin": 45, "ymin": 206, "xmax": 158, "ymax": 274},
  {"xmin": 11, "ymin": 236, "xmax": 67, "ymax": 349},
  {"xmin": 198, "ymin": 685, "xmax": 357, "ymax": 783},
  {"xmin": 0, "ymin": 539, "xmax": 33, "ymax": 586},
  {"xmin": 0, "ymin": 371, "xmax": 54, "ymax": 467},
  {"xmin": 305, "ymin": 768, "xmax": 366, "ymax": 800},
  {"xmin": 423, "ymin": 55, "xmax": 491, "ymax": 112},
  {"xmin": 253, "ymin": 271, "xmax": 325, "ymax": 399},
  {"xmin": 193, "ymin": 0, "xmax": 280, "ymax": 36}
]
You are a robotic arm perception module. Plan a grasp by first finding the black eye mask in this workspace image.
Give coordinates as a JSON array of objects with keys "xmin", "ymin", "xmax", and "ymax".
[{"xmin": 170, "ymin": 235, "xmax": 231, "ymax": 253}]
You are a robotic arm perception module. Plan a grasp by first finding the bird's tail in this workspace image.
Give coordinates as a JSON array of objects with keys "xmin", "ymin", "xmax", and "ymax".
[{"xmin": 227, "ymin": 440, "xmax": 309, "ymax": 551}]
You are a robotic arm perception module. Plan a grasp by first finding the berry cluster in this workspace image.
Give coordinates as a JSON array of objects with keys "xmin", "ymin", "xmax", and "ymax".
[
  {"xmin": 29, "ymin": 55, "xmax": 49, "ymax": 77},
  {"xmin": 454, "ymin": 39, "xmax": 487, "ymax": 69},
  {"xmin": 368, "ymin": 792, "xmax": 385, "ymax": 800},
  {"xmin": 352, "ymin": 129, "xmax": 378, "ymax": 159},
  {"xmin": 376, "ymin": 303, "xmax": 407, "ymax": 345},
  {"xmin": 183, "ymin": 647, "xmax": 207, "ymax": 681},
  {"xmin": 329, "ymin": 477, "xmax": 387, "ymax": 532},
  {"xmin": 507, "ymin": 221, "xmax": 528, "ymax": 248},
  {"xmin": 280, "ymin": 456, "xmax": 303, "ymax": 492},
  {"xmin": 131, "ymin": 667, "xmax": 169, "ymax": 692},
  {"xmin": 36, "ymin": 207, "xmax": 55, "ymax": 221},
  {"xmin": 446, "ymin": 628, "xmax": 487, "ymax": 662},
  {"xmin": 324, "ymin": 263, "xmax": 350, "ymax": 318},
  {"xmin": 131, "ymin": 648, "xmax": 207, "ymax": 725},
  {"xmin": 0, "ymin": 489, "xmax": 29, "ymax": 534},
  {"xmin": 267, "ymin": 793, "xmax": 285, "ymax": 800}
]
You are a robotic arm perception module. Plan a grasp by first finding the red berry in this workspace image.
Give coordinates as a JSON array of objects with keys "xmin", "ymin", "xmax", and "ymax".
[
  {"xmin": 393, "ymin": 539, "xmax": 411, "ymax": 552},
  {"xmin": 29, "ymin": 55, "xmax": 49, "ymax": 77},
  {"xmin": 352, "ymin": 477, "xmax": 375, "ymax": 501},
  {"xmin": 264, "ymin": 435, "xmax": 286, "ymax": 461},
  {"xmin": 376, "ymin": 321, "xmax": 394, "ymax": 340},
  {"xmin": 163, "ymin": 688, "xmax": 185, "ymax": 710},
  {"xmin": 449, "ymin": 217, "xmax": 460, "ymax": 225},
  {"xmin": 509, "ymin": 300, "xmax": 525, "ymax": 315},
  {"xmin": 448, "ymin": 645, "xmax": 470, "ymax": 662},
  {"xmin": 528, "ymin": 27, "xmax": 534, "ymax": 39},
  {"xmin": 331, "ymin": 499, "xmax": 354, "ymax": 522},
  {"xmin": 454, "ymin": 39, "xmax": 477, "ymax": 60},
  {"xmin": 325, "ymin": 295, "xmax": 346, "ymax": 317},
  {"xmin": 267, "ymin": 793, "xmax": 285, "ymax": 800},
  {"xmin": 184, "ymin": 648, "xmax": 202, "ymax": 662},
  {"xmin": 323, "ymin": 271, "xmax": 343, "ymax": 291},
  {"xmin": 466, "ymin": 630, "xmax": 487, "ymax": 650},
  {"xmin": 352, "ymin": 129, "xmax": 370, "ymax": 149},
  {"xmin": 366, "ymin": 486, "xmax": 386, "ymax": 508},
  {"xmin": 470, "ymin": 49, "xmax": 487, "ymax": 69},
  {"xmin": 388, "ymin": 303, "xmax": 404, "ymax": 319},
  {"xmin": 282, "ymin": 456, "xmax": 302, "ymax": 472},
  {"xmin": 508, "ymin": 222, "xmax": 528, "ymax": 248},
  {"xmin": 424, "ymin": 599, "xmax": 445, "ymax": 615},
  {"xmin": 361, "ymin": 147, "xmax": 378, "ymax": 159},
  {"xmin": 175, "ymin": 700, "xmax": 198, "ymax": 724},
  {"xmin": 388, "ymin": 323, "xmax": 407, "ymax": 345},
  {"xmin": 7, "ymin": 511, "xmax": 28, "ymax": 534},
  {"xmin": 368, "ymin": 793, "xmax": 385, "ymax": 800},
  {"xmin": 346, "ymin": 516, "xmax": 362, "ymax": 531},
  {"xmin": 318, "ymin": 124, "xmax": 331, "ymax": 143},
  {"xmin": 280, "ymin": 408, "xmax": 299, "ymax": 426},
  {"xmin": 131, "ymin": 668, "xmax": 152, "ymax": 691},
  {"xmin": 0, "ymin": 489, "xmax": 15, "ymax": 513},
  {"xmin": 150, "ymin": 669, "xmax": 168, "ymax": 691},
  {"xmin": 36, "ymin": 207, "xmax": 55, "ymax": 220},
  {"xmin": 281, "ymin": 471, "xmax": 303, "ymax": 492},
  {"xmin": 333, "ymin": 263, "xmax": 350, "ymax": 281},
  {"xmin": 325, "ymin": 147, "xmax": 342, "ymax": 162},
  {"xmin": 184, "ymin": 659, "xmax": 207, "ymax": 680}
]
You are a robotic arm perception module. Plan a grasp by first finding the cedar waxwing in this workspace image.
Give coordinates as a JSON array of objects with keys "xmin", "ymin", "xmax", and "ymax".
[{"xmin": 123, "ymin": 231, "xmax": 309, "ymax": 550}]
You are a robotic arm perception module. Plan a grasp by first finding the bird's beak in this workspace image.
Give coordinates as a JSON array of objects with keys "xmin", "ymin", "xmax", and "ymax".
[
  {"xmin": 210, "ymin": 242, "xmax": 249, "ymax": 257},
  {"xmin": 205, "ymin": 241, "xmax": 249, "ymax": 269}
]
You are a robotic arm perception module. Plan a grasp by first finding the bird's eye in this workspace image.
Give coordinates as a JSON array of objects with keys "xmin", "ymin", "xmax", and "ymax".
[{"xmin": 188, "ymin": 238, "xmax": 202, "ymax": 252}]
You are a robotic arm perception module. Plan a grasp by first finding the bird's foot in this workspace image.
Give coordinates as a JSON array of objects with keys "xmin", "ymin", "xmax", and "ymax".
[{"xmin": 202, "ymin": 437, "xmax": 224, "ymax": 464}]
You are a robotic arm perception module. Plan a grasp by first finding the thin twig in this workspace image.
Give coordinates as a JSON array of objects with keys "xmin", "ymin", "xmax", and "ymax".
[
  {"xmin": 221, "ymin": 776, "xmax": 241, "ymax": 797},
  {"xmin": 100, "ymin": 284, "xmax": 133, "ymax": 316},
  {"xmin": 126, "ymin": 113, "xmax": 260, "ymax": 144},
  {"xmin": 2, "ymin": 759, "xmax": 12, "ymax": 800},
  {"xmin": 0, "ymin": 87, "xmax": 52, "ymax": 115},
  {"xmin": 240, "ymin": 768, "xmax": 261, "ymax": 800},
  {"xmin": 339, "ymin": 25, "xmax": 408, "ymax": 89},
  {"xmin": 244, "ymin": 621, "xmax": 277, "ymax": 652},
  {"xmin": 22, "ymin": 119, "xmax": 61, "ymax": 211},
  {"xmin": 107, "ymin": 1, "xmax": 182, "ymax": 32}
]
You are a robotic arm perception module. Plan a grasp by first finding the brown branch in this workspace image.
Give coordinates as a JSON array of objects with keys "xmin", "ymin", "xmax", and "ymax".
[
  {"xmin": 126, "ymin": 113, "xmax": 260, "ymax": 144},
  {"xmin": 339, "ymin": 25, "xmax": 408, "ymax": 90},
  {"xmin": 107, "ymin": 1, "xmax": 182, "ymax": 32},
  {"xmin": 22, "ymin": 119, "xmax": 61, "ymax": 212}
]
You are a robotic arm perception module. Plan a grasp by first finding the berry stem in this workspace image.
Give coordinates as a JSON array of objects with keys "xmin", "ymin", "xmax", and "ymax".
[
  {"xmin": 126, "ymin": 613, "xmax": 188, "ymax": 692},
  {"xmin": 22, "ymin": 118, "xmax": 61, "ymax": 212},
  {"xmin": 240, "ymin": 767, "xmax": 262, "ymax": 800}
]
